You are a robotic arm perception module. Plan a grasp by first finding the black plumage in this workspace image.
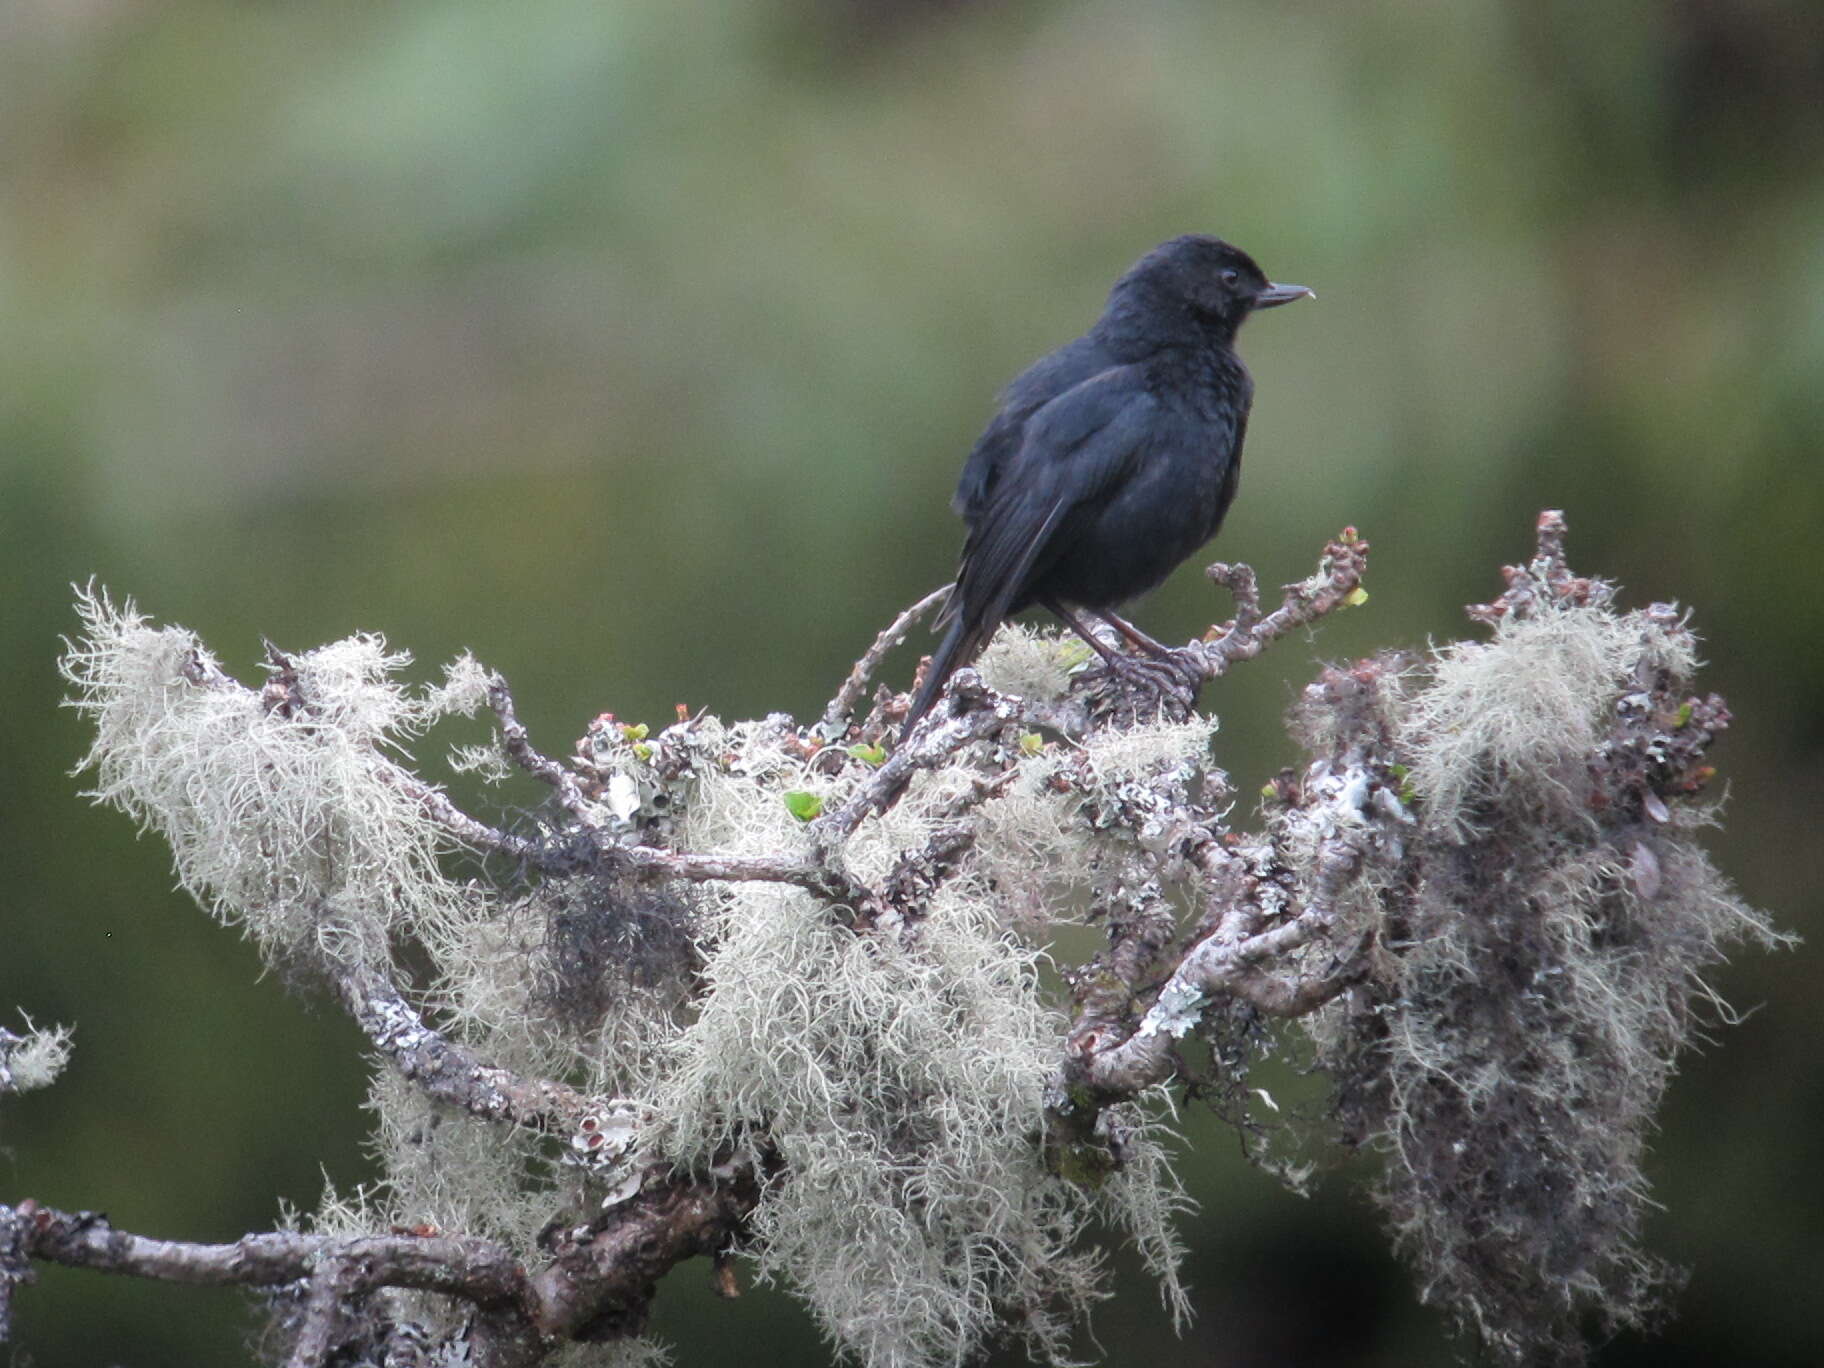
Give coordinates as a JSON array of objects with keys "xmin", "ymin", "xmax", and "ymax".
[{"xmin": 902, "ymin": 234, "xmax": 1312, "ymax": 735}]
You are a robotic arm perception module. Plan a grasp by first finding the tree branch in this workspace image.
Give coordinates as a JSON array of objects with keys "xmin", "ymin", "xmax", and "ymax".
[
  {"xmin": 821, "ymin": 583, "xmax": 951, "ymax": 731},
  {"xmin": 530, "ymin": 1162, "xmax": 763, "ymax": 1341},
  {"xmin": 1, "ymin": 1200, "xmax": 540, "ymax": 1365},
  {"xmin": 334, "ymin": 958, "xmax": 603, "ymax": 1138},
  {"xmin": 1197, "ymin": 528, "xmax": 1370, "ymax": 679},
  {"xmin": 489, "ymin": 676, "xmax": 593, "ymax": 821}
]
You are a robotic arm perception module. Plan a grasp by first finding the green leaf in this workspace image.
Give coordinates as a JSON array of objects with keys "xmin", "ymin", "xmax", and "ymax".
[
  {"xmin": 846, "ymin": 742, "xmax": 887, "ymax": 767},
  {"xmin": 1343, "ymin": 586, "xmax": 1369, "ymax": 608},
  {"xmin": 632, "ymin": 742, "xmax": 654, "ymax": 762},
  {"xmin": 620, "ymin": 722, "xmax": 649, "ymax": 742},
  {"xmin": 1392, "ymin": 765, "xmax": 1418, "ymax": 804},
  {"xmin": 782, "ymin": 790, "xmax": 824, "ymax": 821},
  {"xmin": 1018, "ymin": 732, "xmax": 1044, "ymax": 756}
]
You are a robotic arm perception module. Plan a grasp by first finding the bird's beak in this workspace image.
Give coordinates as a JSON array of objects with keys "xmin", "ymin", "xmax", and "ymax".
[{"xmin": 1254, "ymin": 281, "xmax": 1315, "ymax": 309}]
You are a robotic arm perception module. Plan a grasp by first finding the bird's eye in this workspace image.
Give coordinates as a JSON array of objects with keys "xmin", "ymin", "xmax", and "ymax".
[{"xmin": 1220, "ymin": 267, "xmax": 1241, "ymax": 287}]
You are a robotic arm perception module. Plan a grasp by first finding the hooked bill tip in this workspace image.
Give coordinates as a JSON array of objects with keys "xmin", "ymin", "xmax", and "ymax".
[{"xmin": 1256, "ymin": 282, "xmax": 1315, "ymax": 309}]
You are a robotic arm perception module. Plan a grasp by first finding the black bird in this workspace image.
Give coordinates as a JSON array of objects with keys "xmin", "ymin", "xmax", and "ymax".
[{"xmin": 902, "ymin": 234, "xmax": 1312, "ymax": 735}]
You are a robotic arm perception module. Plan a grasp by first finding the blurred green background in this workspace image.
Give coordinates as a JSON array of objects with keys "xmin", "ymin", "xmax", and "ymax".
[{"xmin": 3, "ymin": 1, "xmax": 1821, "ymax": 1364}]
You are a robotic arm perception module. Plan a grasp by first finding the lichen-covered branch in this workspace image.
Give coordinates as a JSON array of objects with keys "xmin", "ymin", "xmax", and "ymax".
[
  {"xmin": 334, "ymin": 959, "xmax": 600, "ymax": 1137},
  {"xmin": 0, "ymin": 1200, "xmax": 541, "ymax": 1366},
  {"xmin": 530, "ymin": 1161, "xmax": 763, "ymax": 1340},
  {"xmin": 820, "ymin": 582, "xmax": 952, "ymax": 730},
  {"xmin": 21, "ymin": 516, "xmax": 1780, "ymax": 1368},
  {"xmin": 488, "ymin": 674, "xmax": 593, "ymax": 821},
  {"xmin": 1196, "ymin": 527, "xmax": 1370, "ymax": 679}
]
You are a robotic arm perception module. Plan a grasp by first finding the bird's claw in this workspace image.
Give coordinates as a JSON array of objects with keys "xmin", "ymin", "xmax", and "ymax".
[{"xmin": 1082, "ymin": 647, "xmax": 1205, "ymax": 721}]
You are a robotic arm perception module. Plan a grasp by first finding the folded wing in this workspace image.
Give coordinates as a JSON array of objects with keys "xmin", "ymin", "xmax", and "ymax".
[{"xmin": 907, "ymin": 367, "xmax": 1157, "ymax": 732}]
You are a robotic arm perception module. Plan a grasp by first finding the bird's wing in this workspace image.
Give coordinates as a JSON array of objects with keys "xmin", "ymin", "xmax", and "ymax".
[
  {"xmin": 952, "ymin": 408, "xmax": 1025, "ymax": 520},
  {"xmin": 952, "ymin": 336, "xmax": 1117, "ymax": 520},
  {"xmin": 949, "ymin": 367, "xmax": 1158, "ymax": 634}
]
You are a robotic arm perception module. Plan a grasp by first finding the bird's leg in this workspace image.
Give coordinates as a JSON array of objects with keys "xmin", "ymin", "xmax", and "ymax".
[
  {"xmin": 1091, "ymin": 608, "xmax": 1175, "ymax": 660},
  {"xmin": 1092, "ymin": 608, "xmax": 1205, "ymax": 692},
  {"xmin": 1042, "ymin": 599, "xmax": 1127, "ymax": 668},
  {"xmin": 1044, "ymin": 599, "xmax": 1202, "ymax": 715}
]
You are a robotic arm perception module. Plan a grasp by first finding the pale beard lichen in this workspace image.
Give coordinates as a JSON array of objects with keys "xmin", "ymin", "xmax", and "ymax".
[
  {"xmin": 972, "ymin": 621, "xmax": 1088, "ymax": 704},
  {"xmin": 61, "ymin": 587, "xmax": 482, "ymax": 973},
  {"xmin": 651, "ymin": 879, "xmax": 1187, "ymax": 1367},
  {"xmin": 651, "ymin": 718, "xmax": 1191, "ymax": 1368},
  {"xmin": 0, "ymin": 1018, "xmax": 75, "ymax": 1095}
]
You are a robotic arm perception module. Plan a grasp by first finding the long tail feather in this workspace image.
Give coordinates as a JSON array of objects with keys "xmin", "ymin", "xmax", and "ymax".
[{"xmin": 900, "ymin": 613, "xmax": 974, "ymax": 740}]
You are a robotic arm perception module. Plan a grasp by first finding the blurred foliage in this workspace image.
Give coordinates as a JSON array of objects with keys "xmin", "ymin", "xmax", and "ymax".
[{"xmin": 2, "ymin": 0, "xmax": 1820, "ymax": 1363}]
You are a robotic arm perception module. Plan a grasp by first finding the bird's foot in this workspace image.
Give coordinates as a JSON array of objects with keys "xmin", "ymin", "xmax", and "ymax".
[{"xmin": 1082, "ymin": 646, "xmax": 1205, "ymax": 723}]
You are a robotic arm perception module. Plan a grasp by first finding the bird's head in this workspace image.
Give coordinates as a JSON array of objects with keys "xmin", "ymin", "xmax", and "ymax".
[{"xmin": 1100, "ymin": 234, "xmax": 1313, "ymax": 346}]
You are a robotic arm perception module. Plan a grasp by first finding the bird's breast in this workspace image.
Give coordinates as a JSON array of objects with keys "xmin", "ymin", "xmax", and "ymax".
[{"xmin": 1162, "ymin": 351, "xmax": 1252, "ymax": 423}]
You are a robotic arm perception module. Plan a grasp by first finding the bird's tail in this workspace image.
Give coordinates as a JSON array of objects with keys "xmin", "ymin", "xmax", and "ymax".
[{"xmin": 899, "ymin": 612, "xmax": 979, "ymax": 741}]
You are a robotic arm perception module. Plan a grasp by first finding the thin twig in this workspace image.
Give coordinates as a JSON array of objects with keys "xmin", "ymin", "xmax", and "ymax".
[
  {"xmin": 384, "ymin": 749, "xmax": 865, "ymax": 904},
  {"xmin": 821, "ymin": 584, "xmax": 953, "ymax": 730},
  {"xmin": 489, "ymin": 676, "xmax": 592, "ymax": 820},
  {"xmin": 377, "ymin": 764, "xmax": 543, "ymax": 860},
  {"xmin": 1069, "ymin": 907, "xmax": 1337, "ymax": 1095},
  {"xmin": 1197, "ymin": 529, "xmax": 1370, "ymax": 680},
  {"xmin": 816, "ymin": 676, "xmax": 1001, "ymax": 843}
]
